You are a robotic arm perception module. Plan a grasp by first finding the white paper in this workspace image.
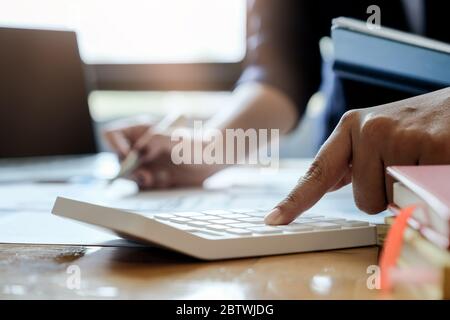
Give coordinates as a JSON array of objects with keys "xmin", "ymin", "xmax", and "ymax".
[{"xmin": 0, "ymin": 212, "xmax": 140, "ymax": 247}]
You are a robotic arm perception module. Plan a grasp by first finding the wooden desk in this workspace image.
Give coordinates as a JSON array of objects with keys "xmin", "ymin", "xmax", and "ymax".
[{"xmin": 0, "ymin": 243, "xmax": 407, "ymax": 299}]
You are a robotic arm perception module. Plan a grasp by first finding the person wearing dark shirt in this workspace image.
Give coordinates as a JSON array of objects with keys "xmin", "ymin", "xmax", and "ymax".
[
  {"xmin": 105, "ymin": 0, "xmax": 450, "ymax": 221},
  {"xmin": 239, "ymin": 0, "xmax": 450, "ymax": 140}
]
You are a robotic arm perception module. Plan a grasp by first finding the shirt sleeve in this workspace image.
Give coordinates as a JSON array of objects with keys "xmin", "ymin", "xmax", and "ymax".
[{"xmin": 237, "ymin": 0, "xmax": 323, "ymax": 120}]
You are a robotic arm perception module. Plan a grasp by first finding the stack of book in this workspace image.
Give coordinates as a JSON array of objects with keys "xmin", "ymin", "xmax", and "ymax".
[{"xmin": 384, "ymin": 166, "xmax": 450, "ymax": 299}]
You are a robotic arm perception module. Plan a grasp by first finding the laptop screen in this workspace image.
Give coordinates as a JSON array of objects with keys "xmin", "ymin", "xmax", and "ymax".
[{"xmin": 0, "ymin": 27, "xmax": 97, "ymax": 158}]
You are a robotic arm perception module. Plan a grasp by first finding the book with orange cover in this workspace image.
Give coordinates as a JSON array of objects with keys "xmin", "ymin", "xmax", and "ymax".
[{"xmin": 387, "ymin": 166, "xmax": 450, "ymax": 250}]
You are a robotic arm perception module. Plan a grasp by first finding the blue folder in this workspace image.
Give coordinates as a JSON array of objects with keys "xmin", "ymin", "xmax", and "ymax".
[{"xmin": 331, "ymin": 18, "xmax": 450, "ymax": 94}]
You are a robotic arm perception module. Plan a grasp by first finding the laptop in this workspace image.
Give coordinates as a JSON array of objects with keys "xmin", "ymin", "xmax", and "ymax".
[{"xmin": 0, "ymin": 27, "xmax": 106, "ymax": 182}]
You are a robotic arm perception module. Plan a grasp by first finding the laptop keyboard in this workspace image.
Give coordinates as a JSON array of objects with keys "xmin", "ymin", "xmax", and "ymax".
[{"xmin": 147, "ymin": 209, "xmax": 371, "ymax": 239}]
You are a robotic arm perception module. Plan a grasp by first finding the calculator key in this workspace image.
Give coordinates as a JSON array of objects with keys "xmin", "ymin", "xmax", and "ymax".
[
  {"xmin": 194, "ymin": 215, "xmax": 221, "ymax": 221},
  {"xmin": 227, "ymin": 222, "xmax": 257, "ymax": 228},
  {"xmin": 206, "ymin": 224, "xmax": 230, "ymax": 231},
  {"xmin": 186, "ymin": 221, "xmax": 211, "ymax": 227},
  {"xmin": 293, "ymin": 218, "xmax": 316, "ymax": 224},
  {"xmin": 238, "ymin": 217, "xmax": 265, "ymax": 223},
  {"xmin": 231, "ymin": 209, "xmax": 258, "ymax": 214},
  {"xmin": 168, "ymin": 217, "xmax": 191, "ymax": 223},
  {"xmin": 249, "ymin": 226, "xmax": 283, "ymax": 234},
  {"xmin": 213, "ymin": 219, "xmax": 238, "ymax": 224},
  {"xmin": 307, "ymin": 222, "xmax": 342, "ymax": 230},
  {"xmin": 225, "ymin": 228, "xmax": 252, "ymax": 236},
  {"xmin": 167, "ymin": 223, "xmax": 198, "ymax": 232},
  {"xmin": 175, "ymin": 212, "xmax": 204, "ymax": 217},
  {"xmin": 202, "ymin": 210, "xmax": 230, "ymax": 215},
  {"xmin": 294, "ymin": 217, "xmax": 314, "ymax": 221},
  {"xmin": 245, "ymin": 212, "xmax": 267, "ymax": 217},
  {"xmin": 153, "ymin": 214, "xmax": 173, "ymax": 220},
  {"xmin": 218, "ymin": 213, "xmax": 249, "ymax": 219}
]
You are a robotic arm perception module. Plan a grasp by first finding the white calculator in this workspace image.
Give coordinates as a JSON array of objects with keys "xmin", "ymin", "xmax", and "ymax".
[{"xmin": 52, "ymin": 197, "xmax": 377, "ymax": 260}]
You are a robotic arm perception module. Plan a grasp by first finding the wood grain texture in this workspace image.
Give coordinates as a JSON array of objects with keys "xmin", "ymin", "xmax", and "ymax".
[{"xmin": 0, "ymin": 244, "xmax": 415, "ymax": 299}]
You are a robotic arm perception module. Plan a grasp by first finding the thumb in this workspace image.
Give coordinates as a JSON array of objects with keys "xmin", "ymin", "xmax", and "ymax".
[{"xmin": 265, "ymin": 116, "xmax": 354, "ymax": 225}]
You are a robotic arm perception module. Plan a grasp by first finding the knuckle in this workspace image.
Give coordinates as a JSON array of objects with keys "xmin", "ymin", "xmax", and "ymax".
[
  {"xmin": 283, "ymin": 191, "xmax": 301, "ymax": 206},
  {"xmin": 303, "ymin": 157, "xmax": 327, "ymax": 184},
  {"xmin": 360, "ymin": 114, "xmax": 392, "ymax": 141},
  {"xmin": 339, "ymin": 110, "xmax": 360, "ymax": 128},
  {"xmin": 278, "ymin": 188, "xmax": 303, "ymax": 212}
]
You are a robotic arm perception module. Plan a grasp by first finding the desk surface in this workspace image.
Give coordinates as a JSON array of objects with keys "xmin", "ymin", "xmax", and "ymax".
[
  {"xmin": 0, "ymin": 160, "xmax": 409, "ymax": 299},
  {"xmin": 0, "ymin": 243, "xmax": 414, "ymax": 299}
]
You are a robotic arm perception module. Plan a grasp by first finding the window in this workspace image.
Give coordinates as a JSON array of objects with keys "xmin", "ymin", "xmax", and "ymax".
[
  {"xmin": 88, "ymin": 90, "xmax": 233, "ymax": 122},
  {"xmin": 0, "ymin": 0, "xmax": 246, "ymax": 90},
  {"xmin": 0, "ymin": 0, "xmax": 246, "ymax": 63}
]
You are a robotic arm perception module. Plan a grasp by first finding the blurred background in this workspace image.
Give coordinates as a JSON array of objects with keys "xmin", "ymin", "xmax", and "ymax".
[{"xmin": 0, "ymin": 0, "xmax": 322, "ymax": 157}]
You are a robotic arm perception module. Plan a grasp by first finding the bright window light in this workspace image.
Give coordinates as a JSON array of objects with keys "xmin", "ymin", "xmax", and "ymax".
[
  {"xmin": 88, "ymin": 91, "xmax": 232, "ymax": 122},
  {"xmin": 0, "ymin": 0, "xmax": 246, "ymax": 63}
]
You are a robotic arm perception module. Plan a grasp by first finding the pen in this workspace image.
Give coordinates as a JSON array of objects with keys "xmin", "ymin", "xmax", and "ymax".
[{"xmin": 109, "ymin": 113, "xmax": 187, "ymax": 184}]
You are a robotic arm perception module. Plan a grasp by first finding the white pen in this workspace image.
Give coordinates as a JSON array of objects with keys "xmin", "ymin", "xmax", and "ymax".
[{"xmin": 109, "ymin": 113, "xmax": 187, "ymax": 184}]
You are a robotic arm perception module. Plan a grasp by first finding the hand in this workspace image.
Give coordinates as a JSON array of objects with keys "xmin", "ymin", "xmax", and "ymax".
[
  {"xmin": 103, "ymin": 118, "xmax": 222, "ymax": 189},
  {"xmin": 265, "ymin": 87, "xmax": 450, "ymax": 225}
]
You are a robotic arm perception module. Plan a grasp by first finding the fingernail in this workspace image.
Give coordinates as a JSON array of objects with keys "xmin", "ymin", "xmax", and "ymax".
[{"xmin": 264, "ymin": 208, "xmax": 283, "ymax": 225}]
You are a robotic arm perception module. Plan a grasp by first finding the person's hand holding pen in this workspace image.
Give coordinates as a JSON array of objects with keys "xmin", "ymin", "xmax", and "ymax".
[{"xmin": 104, "ymin": 113, "xmax": 222, "ymax": 189}]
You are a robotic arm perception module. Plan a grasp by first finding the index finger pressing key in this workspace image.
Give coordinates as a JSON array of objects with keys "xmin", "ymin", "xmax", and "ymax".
[{"xmin": 264, "ymin": 117, "xmax": 354, "ymax": 225}]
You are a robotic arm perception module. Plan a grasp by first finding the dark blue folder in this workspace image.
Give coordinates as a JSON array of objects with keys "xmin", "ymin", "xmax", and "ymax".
[{"xmin": 331, "ymin": 18, "xmax": 450, "ymax": 94}]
